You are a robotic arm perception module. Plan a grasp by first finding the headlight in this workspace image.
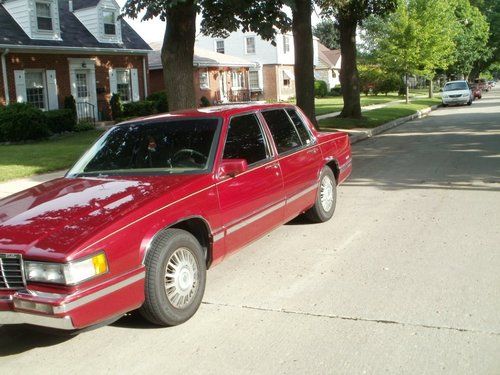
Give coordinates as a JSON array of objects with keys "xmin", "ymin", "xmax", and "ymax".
[{"xmin": 25, "ymin": 252, "xmax": 108, "ymax": 285}]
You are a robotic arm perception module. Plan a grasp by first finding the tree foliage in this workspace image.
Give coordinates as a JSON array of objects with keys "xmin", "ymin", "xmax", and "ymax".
[{"xmin": 313, "ymin": 19, "xmax": 340, "ymax": 49}]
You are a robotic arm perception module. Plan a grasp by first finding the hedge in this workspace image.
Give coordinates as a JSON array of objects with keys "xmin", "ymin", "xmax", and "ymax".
[
  {"xmin": 0, "ymin": 103, "xmax": 50, "ymax": 142},
  {"xmin": 147, "ymin": 91, "xmax": 169, "ymax": 113},
  {"xmin": 45, "ymin": 109, "xmax": 76, "ymax": 133},
  {"xmin": 314, "ymin": 80, "xmax": 328, "ymax": 98},
  {"xmin": 122, "ymin": 100, "xmax": 156, "ymax": 118}
]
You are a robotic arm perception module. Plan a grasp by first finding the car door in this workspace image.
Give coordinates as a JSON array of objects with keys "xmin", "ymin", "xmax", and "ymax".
[
  {"xmin": 216, "ymin": 113, "xmax": 285, "ymax": 254},
  {"xmin": 261, "ymin": 108, "xmax": 322, "ymax": 221}
]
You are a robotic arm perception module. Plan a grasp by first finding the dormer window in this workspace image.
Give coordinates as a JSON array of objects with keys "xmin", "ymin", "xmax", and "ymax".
[
  {"xmin": 103, "ymin": 10, "xmax": 116, "ymax": 35},
  {"xmin": 36, "ymin": 2, "xmax": 53, "ymax": 31}
]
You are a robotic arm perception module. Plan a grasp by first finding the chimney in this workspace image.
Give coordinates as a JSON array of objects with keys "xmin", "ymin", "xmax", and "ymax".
[{"xmin": 69, "ymin": 0, "xmax": 73, "ymax": 12}]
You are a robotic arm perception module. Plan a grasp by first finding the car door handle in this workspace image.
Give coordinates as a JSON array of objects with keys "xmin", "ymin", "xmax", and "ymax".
[
  {"xmin": 265, "ymin": 163, "xmax": 279, "ymax": 170},
  {"xmin": 307, "ymin": 148, "xmax": 318, "ymax": 154}
]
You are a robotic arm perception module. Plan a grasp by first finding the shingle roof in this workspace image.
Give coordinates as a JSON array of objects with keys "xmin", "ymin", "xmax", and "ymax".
[
  {"xmin": 73, "ymin": 0, "xmax": 101, "ymax": 11},
  {"xmin": 148, "ymin": 46, "xmax": 256, "ymax": 69},
  {"xmin": 318, "ymin": 43, "xmax": 341, "ymax": 68},
  {"xmin": 0, "ymin": 0, "xmax": 151, "ymax": 51}
]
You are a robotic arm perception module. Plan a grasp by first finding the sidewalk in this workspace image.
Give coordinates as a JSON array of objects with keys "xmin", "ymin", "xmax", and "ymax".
[{"xmin": 0, "ymin": 170, "xmax": 65, "ymax": 199}]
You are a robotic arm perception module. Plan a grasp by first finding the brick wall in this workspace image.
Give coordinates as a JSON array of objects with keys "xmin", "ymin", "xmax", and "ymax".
[
  {"xmin": 3, "ymin": 52, "xmax": 148, "ymax": 112},
  {"xmin": 150, "ymin": 66, "xmax": 250, "ymax": 106},
  {"xmin": 263, "ymin": 65, "xmax": 278, "ymax": 101}
]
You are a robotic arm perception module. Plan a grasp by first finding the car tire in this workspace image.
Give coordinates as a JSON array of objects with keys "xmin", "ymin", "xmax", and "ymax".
[
  {"xmin": 467, "ymin": 99, "xmax": 472, "ymax": 106},
  {"xmin": 140, "ymin": 228, "xmax": 206, "ymax": 326},
  {"xmin": 305, "ymin": 166, "xmax": 337, "ymax": 223}
]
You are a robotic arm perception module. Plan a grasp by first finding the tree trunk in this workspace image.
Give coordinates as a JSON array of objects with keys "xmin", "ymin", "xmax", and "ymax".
[
  {"xmin": 428, "ymin": 79, "xmax": 433, "ymax": 98},
  {"xmin": 338, "ymin": 16, "xmax": 361, "ymax": 118},
  {"xmin": 162, "ymin": 1, "xmax": 197, "ymax": 111},
  {"xmin": 405, "ymin": 73, "xmax": 409, "ymax": 104},
  {"xmin": 292, "ymin": 0, "xmax": 317, "ymax": 127}
]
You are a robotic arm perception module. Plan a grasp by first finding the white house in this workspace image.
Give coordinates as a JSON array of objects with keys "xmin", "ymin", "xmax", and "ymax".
[
  {"xmin": 196, "ymin": 30, "xmax": 319, "ymax": 101},
  {"xmin": 315, "ymin": 43, "xmax": 341, "ymax": 90}
]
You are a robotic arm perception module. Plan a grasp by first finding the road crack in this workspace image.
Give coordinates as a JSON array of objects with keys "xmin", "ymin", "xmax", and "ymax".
[{"xmin": 202, "ymin": 301, "xmax": 500, "ymax": 337}]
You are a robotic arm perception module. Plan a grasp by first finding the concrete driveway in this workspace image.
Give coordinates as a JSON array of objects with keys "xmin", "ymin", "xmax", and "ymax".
[{"xmin": 1, "ymin": 88, "xmax": 499, "ymax": 374}]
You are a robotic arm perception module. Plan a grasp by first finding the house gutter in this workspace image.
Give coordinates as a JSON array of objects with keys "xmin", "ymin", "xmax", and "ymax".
[
  {"xmin": 0, "ymin": 44, "xmax": 151, "ymax": 55},
  {"xmin": 142, "ymin": 56, "xmax": 148, "ymax": 98},
  {"xmin": 1, "ymin": 49, "xmax": 10, "ymax": 104}
]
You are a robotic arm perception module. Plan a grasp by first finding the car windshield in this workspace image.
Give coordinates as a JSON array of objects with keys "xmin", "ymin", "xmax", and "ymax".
[
  {"xmin": 443, "ymin": 82, "xmax": 468, "ymax": 91},
  {"xmin": 68, "ymin": 118, "xmax": 220, "ymax": 177}
]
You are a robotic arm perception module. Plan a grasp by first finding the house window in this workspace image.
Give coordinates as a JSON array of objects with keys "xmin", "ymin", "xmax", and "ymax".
[
  {"xmin": 116, "ymin": 70, "xmax": 131, "ymax": 102},
  {"xmin": 103, "ymin": 10, "xmax": 116, "ymax": 35},
  {"xmin": 76, "ymin": 73, "xmax": 88, "ymax": 98},
  {"xmin": 249, "ymin": 71, "xmax": 260, "ymax": 90},
  {"xmin": 245, "ymin": 37, "xmax": 256, "ymax": 54},
  {"xmin": 216, "ymin": 40, "xmax": 225, "ymax": 54},
  {"xmin": 199, "ymin": 70, "xmax": 210, "ymax": 89},
  {"xmin": 36, "ymin": 2, "xmax": 53, "ymax": 31},
  {"xmin": 283, "ymin": 71, "xmax": 290, "ymax": 87},
  {"xmin": 231, "ymin": 71, "xmax": 244, "ymax": 89},
  {"xmin": 283, "ymin": 35, "xmax": 290, "ymax": 54},
  {"xmin": 25, "ymin": 71, "xmax": 46, "ymax": 109}
]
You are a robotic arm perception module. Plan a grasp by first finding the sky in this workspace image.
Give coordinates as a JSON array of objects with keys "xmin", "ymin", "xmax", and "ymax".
[{"xmin": 116, "ymin": 1, "xmax": 323, "ymax": 44}]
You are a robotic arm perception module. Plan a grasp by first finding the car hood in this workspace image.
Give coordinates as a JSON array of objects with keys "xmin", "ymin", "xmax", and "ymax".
[
  {"xmin": 0, "ymin": 175, "xmax": 208, "ymax": 261},
  {"xmin": 443, "ymin": 89, "xmax": 470, "ymax": 96}
]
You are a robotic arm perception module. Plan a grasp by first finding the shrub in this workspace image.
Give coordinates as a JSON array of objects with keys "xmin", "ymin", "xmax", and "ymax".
[
  {"xmin": 329, "ymin": 85, "xmax": 342, "ymax": 96},
  {"xmin": 45, "ymin": 109, "xmax": 76, "ymax": 133},
  {"xmin": 75, "ymin": 120, "xmax": 95, "ymax": 132},
  {"xmin": 110, "ymin": 93, "xmax": 122, "ymax": 120},
  {"xmin": 122, "ymin": 100, "xmax": 156, "ymax": 118},
  {"xmin": 314, "ymin": 80, "xmax": 328, "ymax": 97},
  {"xmin": 0, "ymin": 103, "xmax": 49, "ymax": 142},
  {"xmin": 147, "ymin": 91, "xmax": 169, "ymax": 113},
  {"xmin": 378, "ymin": 74, "xmax": 402, "ymax": 96},
  {"xmin": 63, "ymin": 95, "xmax": 77, "ymax": 118},
  {"xmin": 200, "ymin": 96, "xmax": 211, "ymax": 107}
]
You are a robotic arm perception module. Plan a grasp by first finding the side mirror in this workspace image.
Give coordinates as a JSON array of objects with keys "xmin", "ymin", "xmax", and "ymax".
[{"xmin": 219, "ymin": 159, "xmax": 248, "ymax": 178}]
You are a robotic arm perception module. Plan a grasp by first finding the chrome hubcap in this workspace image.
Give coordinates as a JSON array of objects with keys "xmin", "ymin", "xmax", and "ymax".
[
  {"xmin": 320, "ymin": 175, "xmax": 334, "ymax": 212},
  {"xmin": 164, "ymin": 247, "xmax": 198, "ymax": 309}
]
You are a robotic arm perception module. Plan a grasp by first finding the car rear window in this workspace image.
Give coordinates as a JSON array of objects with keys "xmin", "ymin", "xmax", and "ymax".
[
  {"xmin": 223, "ymin": 114, "xmax": 269, "ymax": 165},
  {"xmin": 262, "ymin": 109, "xmax": 302, "ymax": 154}
]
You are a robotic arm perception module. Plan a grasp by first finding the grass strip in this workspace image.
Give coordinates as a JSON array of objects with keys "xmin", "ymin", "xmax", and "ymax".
[{"xmin": 0, "ymin": 130, "xmax": 103, "ymax": 182}]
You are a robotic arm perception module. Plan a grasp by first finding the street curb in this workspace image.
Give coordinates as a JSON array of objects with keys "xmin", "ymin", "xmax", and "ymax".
[{"xmin": 346, "ymin": 104, "xmax": 440, "ymax": 144}]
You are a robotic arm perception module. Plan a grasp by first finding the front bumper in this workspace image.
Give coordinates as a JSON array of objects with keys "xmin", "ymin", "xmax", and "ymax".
[
  {"xmin": 0, "ymin": 269, "xmax": 145, "ymax": 330},
  {"xmin": 442, "ymin": 97, "xmax": 469, "ymax": 105}
]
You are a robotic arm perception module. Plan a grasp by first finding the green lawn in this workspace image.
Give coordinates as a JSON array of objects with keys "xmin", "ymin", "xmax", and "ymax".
[
  {"xmin": 0, "ymin": 130, "xmax": 103, "ymax": 182},
  {"xmin": 314, "ymin": 90, "xmax": 439, "ymax": 116},
  {"xmin": 318, "ymin": 98, "xmax": 441, "ymax": 130}
]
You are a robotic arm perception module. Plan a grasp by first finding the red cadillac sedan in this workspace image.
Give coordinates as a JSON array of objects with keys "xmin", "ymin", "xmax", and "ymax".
[{"xmin": 0, "ymin": 104, "xmax": 351, "ymax": 331}]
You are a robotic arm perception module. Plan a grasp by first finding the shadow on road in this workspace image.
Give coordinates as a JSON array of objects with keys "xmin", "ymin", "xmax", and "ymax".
[
  {"xmin": 0, "ymin": 325, "xmax": 73, "ymax": 356},
  {"xmin": 347, "ymin": 110, "xmax": 500, "ymax": 192}
]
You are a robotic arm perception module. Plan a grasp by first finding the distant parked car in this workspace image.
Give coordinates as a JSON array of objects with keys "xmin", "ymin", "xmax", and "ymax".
[
  {"xmin": 441, "ymin": 80, "xmax": 473, "ymax": 107},
  {"xmin": 470, "ymin": 83, "xmax": 482, "ymax": 100}
]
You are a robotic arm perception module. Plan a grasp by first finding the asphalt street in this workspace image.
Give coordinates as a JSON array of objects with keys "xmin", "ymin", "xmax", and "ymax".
[{"xmin": 1, "ymin": 88, "xmax": 499, "ymax": 374}]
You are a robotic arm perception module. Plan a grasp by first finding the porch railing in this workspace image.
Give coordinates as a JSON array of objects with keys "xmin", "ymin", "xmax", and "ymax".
[
  {"xmin": 76, "ymin": 102, "xmax": 96, "ymax": 125},
  {"xmin": 215, "ymin": 89, "xmax": 251, "ymax": 103}
]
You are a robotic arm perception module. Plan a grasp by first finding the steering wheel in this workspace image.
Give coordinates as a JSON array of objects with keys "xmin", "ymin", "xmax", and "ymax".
[{"xmin": 171, "ymin": 149, "xmax": 208, "ymax": 167}]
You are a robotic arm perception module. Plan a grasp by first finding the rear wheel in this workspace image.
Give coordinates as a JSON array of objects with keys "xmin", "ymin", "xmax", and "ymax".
[
  {"xmin": 305, "ymin": 166, "xmax": 337, "ymax": 223},
  {"xmin": 140, "ymin": 228, "xmax": 206, "ymax": 326}
]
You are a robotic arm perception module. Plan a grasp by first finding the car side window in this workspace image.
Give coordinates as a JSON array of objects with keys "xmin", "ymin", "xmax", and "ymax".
[
  {"xmin": 223, "ymin": 114, "xmax": 269, "ymax": 165},
  {"xmin": 262, "ymin": 109, "xmax": 302, "ymax": 154},
  {"xmin": 286, "ymin": 109, "xmax": 313, "ymax": 145}
]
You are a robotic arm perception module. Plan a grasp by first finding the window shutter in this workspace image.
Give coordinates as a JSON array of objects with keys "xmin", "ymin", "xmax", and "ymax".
[
  {"xmin": 131, "ymin": 68, "xmax": 140, "ymax": 102},
  {"xmin": 109, "ymin": 68, "xmax": 117, "ymax": 94},
  {"xmin": 14, "ymin": 70, "xmax": 26, "ymax": 103},
  {"xmin": 46, "ymin": 70, "xmax": 59, "ymax": 110}
]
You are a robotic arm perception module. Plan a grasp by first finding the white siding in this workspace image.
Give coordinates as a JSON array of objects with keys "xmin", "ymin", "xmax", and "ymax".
[
  {"xmin": 4, "ymin": 0, "xmax": 33, "ymax": 37},
  {"xmin": 74, "ymin": 0, "xmax": 122, "ymax": 44}
]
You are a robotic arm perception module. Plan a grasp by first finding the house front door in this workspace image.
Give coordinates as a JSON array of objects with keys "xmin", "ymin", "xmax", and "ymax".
[
  {"xmin": 219, "ymin": 71, "xmax": 228, "ymax": 102},
  {"xmin": 74, "ymin": 70, "xmax": 94, "ymax": 120}
]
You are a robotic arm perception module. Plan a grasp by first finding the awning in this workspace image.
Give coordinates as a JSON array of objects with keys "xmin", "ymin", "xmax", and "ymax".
[{"xmin": 283, "ymin": 69, "xmax": 295, "ymax": 80}]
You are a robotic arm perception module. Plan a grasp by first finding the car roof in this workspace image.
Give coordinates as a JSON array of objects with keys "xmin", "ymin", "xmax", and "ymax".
[{"xmin": 118, "ymin": 103, "xmax": 297, "ymax": 126}]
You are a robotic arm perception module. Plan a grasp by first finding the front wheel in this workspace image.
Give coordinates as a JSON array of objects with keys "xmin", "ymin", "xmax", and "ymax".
[
  {"xmin": 140, "ymin": 228, "xmax": 206, "ymax": 326},
  {"xmin": 305, "ymin": 166, "xmax": 337, "ymax": 223}
]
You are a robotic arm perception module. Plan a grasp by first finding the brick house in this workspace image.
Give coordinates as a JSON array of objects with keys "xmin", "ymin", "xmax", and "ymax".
[
  {"xmin": 315, "ymin": 43, "xmax": 341, "ymax": 90},
  {"xmin": 196, "ymin": 31, "xmax": 319, "ymax": 101},
  {"xmin": 148, "ymin": 45, "xmax": 256, "ymax": 106},
  {"xmin": 0, "ymin": 0, "xmax": 151, "ymax": 121}
]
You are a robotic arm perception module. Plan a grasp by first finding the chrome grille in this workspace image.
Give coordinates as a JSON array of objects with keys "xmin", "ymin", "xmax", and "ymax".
[
  {"xmin": 0, "ymin": 253, "xmax": 25, "ymax": 290},
  {"xmin": 449, "ymin": 94, "xmax": 462, "ymax": 98}
]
